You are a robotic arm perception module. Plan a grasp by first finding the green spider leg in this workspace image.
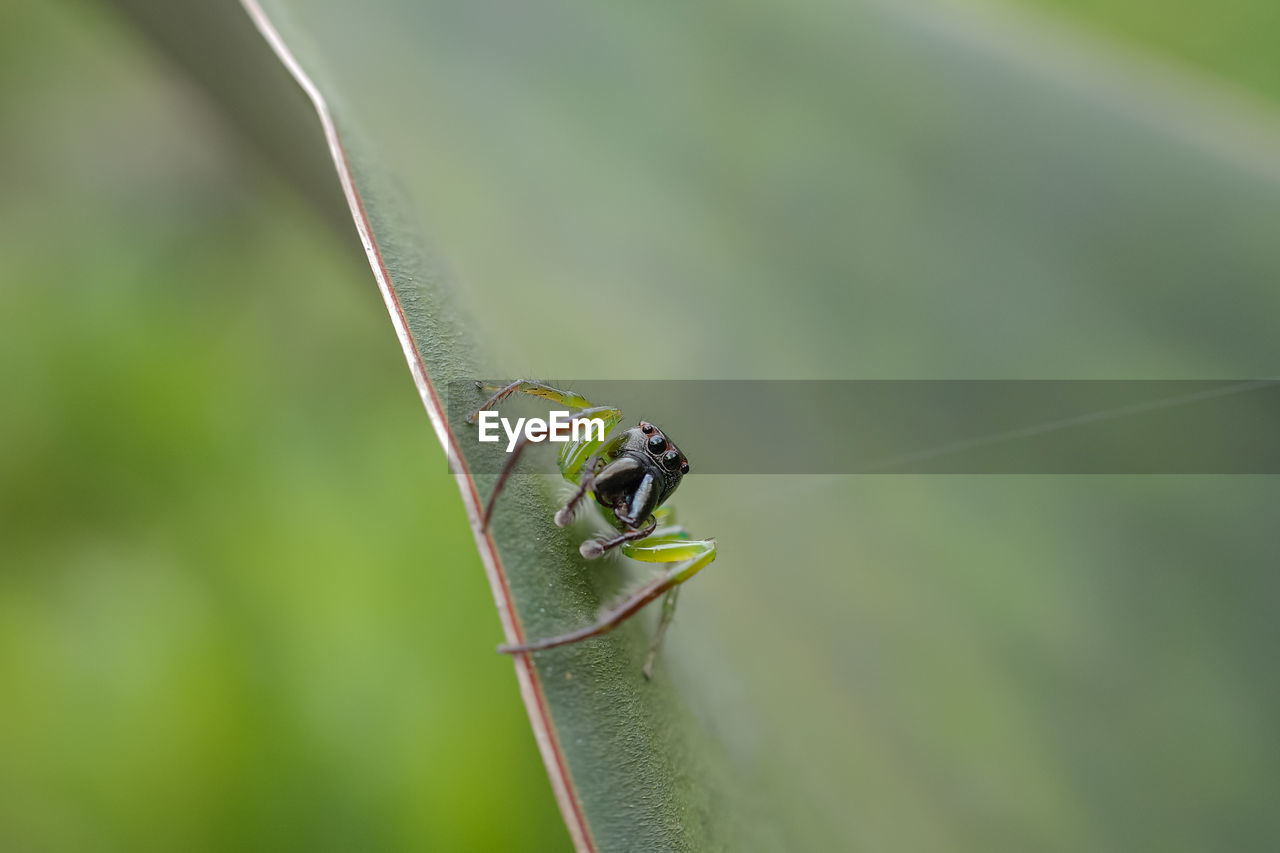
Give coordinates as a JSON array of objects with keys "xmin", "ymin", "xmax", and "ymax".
[
  {"xmin": 634, "ymin": 505, "xmax": 689, "ymax": 677},
  {"xmin": 498, "ymin": 530, "xmax": 716, "ymax": 678},
  {"xmin": 472, "ymin": 381, "xmax": 716, "ymax": 677},
  {"xmin": 468, "ymin": 381, "xmax": 623, "ymax": 527}
]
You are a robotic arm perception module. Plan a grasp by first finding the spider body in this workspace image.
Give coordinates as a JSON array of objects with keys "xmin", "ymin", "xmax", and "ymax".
[
  {"xmin": 588, "ymin": 422, "xmax": 687, "ymax": 528},
  {"xmin": 468, "ymin": 381, "xmax": 716, "ymax": 678}
]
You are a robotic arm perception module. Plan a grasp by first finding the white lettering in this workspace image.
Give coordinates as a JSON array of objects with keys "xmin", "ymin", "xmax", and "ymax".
[
  {"xmin": 477, "ymin": 410, "xmax": 499, "ymax": 442},
  {"xmin": 502, "ymin": 416, "xmax": 525, "ymax": 453},
  {"xmin": 549, "ymin": 411, "xmax": 570, "ymax": 441},
  {"xmin": 573, "ymin": 415, "xmax": 605, "ymax": 443},
  {"xmin": 478, "ymin": 410, "xmax": 609, "ymax": 452}
]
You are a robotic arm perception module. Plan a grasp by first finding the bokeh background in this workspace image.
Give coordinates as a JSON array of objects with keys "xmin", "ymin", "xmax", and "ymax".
[
  {"xmin": 2, "ymin": 0, "xmax": 1278, "ymax": 851},
  {"xmin": 0, "ymin": 2, "xmax": 562, "ymax": 850}
]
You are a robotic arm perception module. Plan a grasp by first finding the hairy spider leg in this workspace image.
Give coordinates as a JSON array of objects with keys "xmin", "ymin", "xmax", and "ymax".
[
  {"xmin": 645, "ymin": 588, "xmax": 680, "ymax": 680},
  {"xmin": 470, "ymin": 380, "xmax": 624, "ymax": 476},
  {"xmin": 473, "ymin": 382, "xmax": 715, "ymax": 677},
  {"xmin": 497, "ymin": 535, "xmax": 716, "ymax": 673},
  {"xmin": 469, "ymin": 379, "xmax": 594, "ymax": 419},
  {"xmin": 553, "ymin": 461, "xmax": 601, "ymax": 527},
  {"xmin": 479, "ymin": 404, "xmax": 621, "ymax": 527},
  {"xmin": 578, "ymin": 517, "xmax": 657, "ymax": 560},
  {"xmin": 468, "ymin": 381, "xmax": 622, "ymax": 528},
  {"xmin": 635, "ymin": 506, "xmax": 690, "ymax": 678}
]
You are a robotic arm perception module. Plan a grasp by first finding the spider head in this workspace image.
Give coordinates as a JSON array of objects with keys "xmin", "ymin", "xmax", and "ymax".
[
  {"xmin": 592, "ymin": 421, "xmax": 689, "ymax": 527},
  {"xmin": 629, "ymin": 420, "xmax": 689, "ymax": 487}
]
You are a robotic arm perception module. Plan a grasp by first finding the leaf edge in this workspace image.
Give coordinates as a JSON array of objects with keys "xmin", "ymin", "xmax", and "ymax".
[{"xmin": 234, "ymin": 2, "xmax": 597, "ymax": 850}]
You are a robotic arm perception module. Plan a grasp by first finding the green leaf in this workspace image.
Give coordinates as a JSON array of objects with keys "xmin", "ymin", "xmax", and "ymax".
[{"xmin": 113, "ymin": 0, "xmax": 1280, "ymax": 849}]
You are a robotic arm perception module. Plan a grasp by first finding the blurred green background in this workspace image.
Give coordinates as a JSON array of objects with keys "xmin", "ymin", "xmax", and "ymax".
[
  {"xmin": 1024, "ymin": 0, "xmax": 1280, "ymax": 100},
  {"xmin": 0, "ymin": 1, "xmax": 563, "ymax": 850},
  {"xmin": 2, "ymin": 0, "xmax": 1278, "ymax": 851}
]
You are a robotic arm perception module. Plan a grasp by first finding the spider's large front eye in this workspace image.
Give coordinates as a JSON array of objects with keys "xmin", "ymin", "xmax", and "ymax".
[
  {"xmin": 647, "ymin": 434, "xmax": 667, "ymax": 454},
  {"xmin": 662, "ymin": 450, "xmax": 682, "ymax": 471}
]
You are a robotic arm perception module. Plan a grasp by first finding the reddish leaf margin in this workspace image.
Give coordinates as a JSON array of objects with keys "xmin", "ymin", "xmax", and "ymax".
[{"xmin": 237, "ymin": 2, "xmax": 596, "ymax": 849}]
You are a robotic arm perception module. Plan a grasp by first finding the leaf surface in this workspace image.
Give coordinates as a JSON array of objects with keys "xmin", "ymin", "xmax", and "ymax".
[{"xmin": 128, "ymin": 0, "xmax": 1280, "ymax": 849}]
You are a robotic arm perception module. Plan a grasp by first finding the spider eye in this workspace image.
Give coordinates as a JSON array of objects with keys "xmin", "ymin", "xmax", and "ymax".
[
  {"xmin": 662, "ymin": 450, "xmax": 682, "ymax": 471},
  {"xmin": 640, "ymin": 422, "xmax": 654, "ymax": 434},
  {"xmin": 647, "ymin": 434, "xmax": 667, "ymax": 454},
  {"xmin": 680, "ymin": 460, "xmax": 690, "ymax": 475}
]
